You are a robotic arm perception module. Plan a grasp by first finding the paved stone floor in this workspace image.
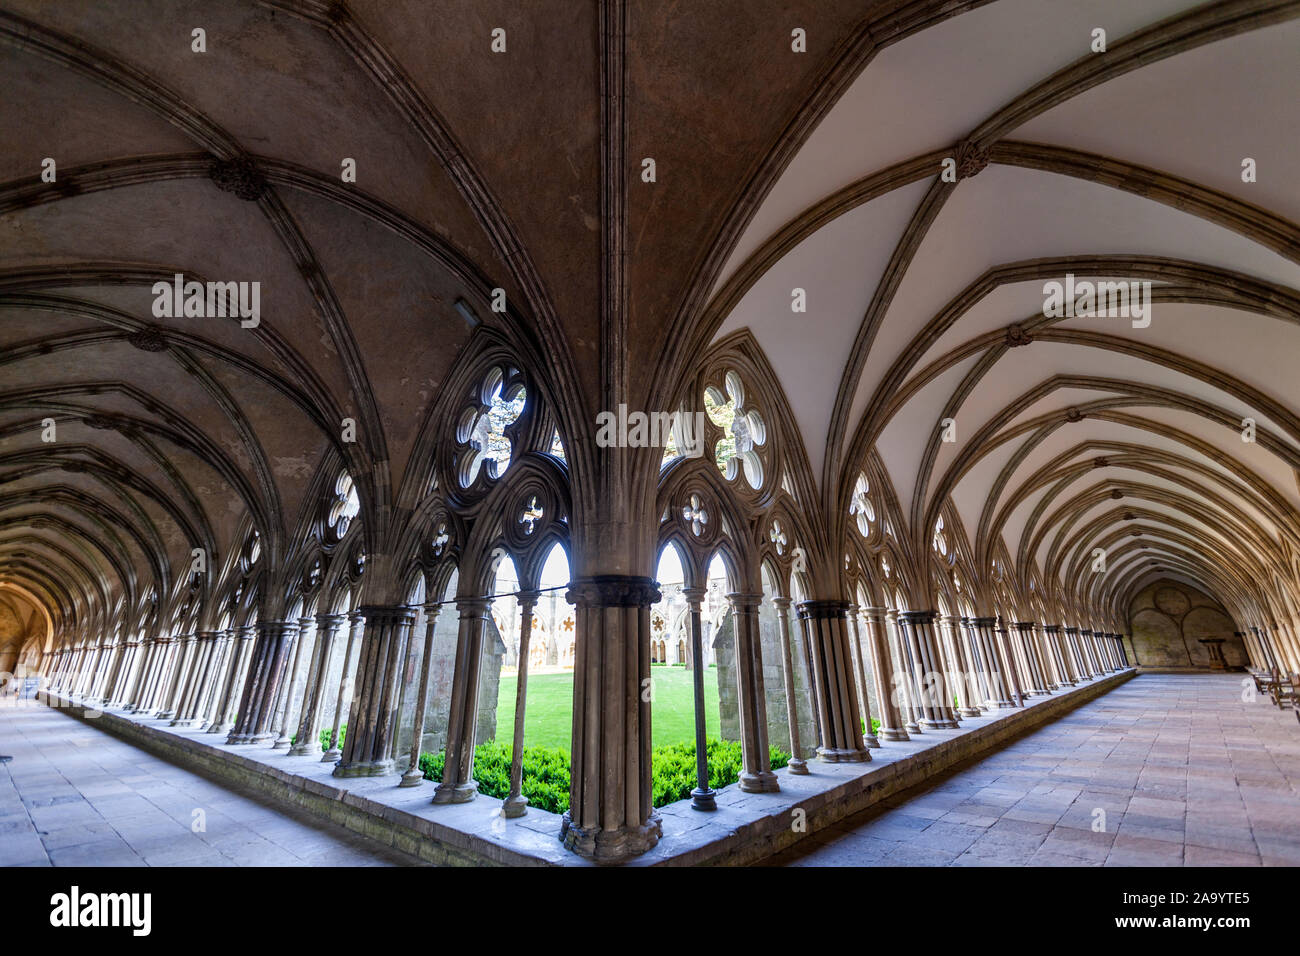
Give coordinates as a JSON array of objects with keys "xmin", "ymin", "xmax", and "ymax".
[
  {"xmin": 0, "ymin": 702, "xmax": 424, "ymax": 866},
  {"xmin": 768, "ymin": 673, "xmax": 1300, "ymax": 866}
]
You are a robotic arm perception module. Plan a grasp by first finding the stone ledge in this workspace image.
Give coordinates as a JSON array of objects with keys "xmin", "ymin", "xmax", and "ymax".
[{"xmin": 39, "ymin": 668, "xmax": 1134, "ymax": 867}]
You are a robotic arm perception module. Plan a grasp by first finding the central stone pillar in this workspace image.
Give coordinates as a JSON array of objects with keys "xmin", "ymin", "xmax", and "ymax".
[
  {"xmin": 558, "ymin": 576, "xmax": 663, "ymax": 862},
  {"xmin": 796, "ymin": 600, "xmax": 871, "ymax": 761},
  {"xmin": 334, "ymin": 606, "xmax": 416, "ymax": 777},
  {"xmin": 227, "ymin": 621, "xmax": 299, "ymax": 745}
]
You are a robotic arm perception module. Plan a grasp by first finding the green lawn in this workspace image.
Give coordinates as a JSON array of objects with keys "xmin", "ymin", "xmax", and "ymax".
[{"xmin": 494, "ymin": 664, "xmax": 720, "ymax": 751}]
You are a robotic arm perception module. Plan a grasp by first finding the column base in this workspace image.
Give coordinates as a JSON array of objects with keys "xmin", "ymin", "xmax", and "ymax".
[
  {"xmin": 739, "ymin": 769, "xmax": 781, "ymax": 791},
  {"xmin": 333, "ymin": 758, "xmax": 394, "ymax": 778},
  {"xmin": 225, "ymin": 731, "xmax": 273, "ymax": 745},
  {"xmin": 863, "ymin": 734, "xmax": 881, "ymax": 748},
  {"xmin": 560, "ymin": 811, "xmax": 662, "ymax": 862},
  {"xmin": 320, "ymin": 748, "xmax": 341, "ymax": 763},
  {"xmin": 959, "ymin": 707, "xmax": 982, "ymax": 718},
  {"xmin": 502, "ymin": 794, "xmax": 529, "ymax": 818},
  {"xmin": 432, "ymin": 780, "xmax": 477, "ymax": 803},
  {"xmin": 786, "ymin": 757, "xmax": 810, "ymax": 775},
  {"xmin": 919, "ymin": 718, "xmax": 959, "ymax": 730},
  {"xmin": 271, "ymin": 735, "xmax": 292, "ymax": 750},
  {"xmin": 691, "ymin": 787, "xmax": 718, "ymax": 810},
  {"xmin": 905, "ymin": 722, "xmax": 921, "ymax": 734},
  {"xmin": 206, "ymin": 722, "xmax": 232, "ymax": 735},
  {"xmin": 287, "ymin": 741, "xmax": 320, "ymax": 757},
  {"xmin": 816, "ymin": 746, "xmax": 871, "ymax": 763},
  {"xmin": 879, "ymin": 727, "xmax": 910, "ymax": 741},
  {"xmin": 154, "ymin": 710, "xmax": 175, "ymax": 721},
  {"xmin": 397, "ymin": 767, "xmax": 426, "ymax": 788}
]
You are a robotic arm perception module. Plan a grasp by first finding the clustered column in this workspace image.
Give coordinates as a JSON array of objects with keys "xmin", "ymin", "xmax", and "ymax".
[{"xmin": 796, "ymin": 600, "xmax": 872, "ymax": 761}]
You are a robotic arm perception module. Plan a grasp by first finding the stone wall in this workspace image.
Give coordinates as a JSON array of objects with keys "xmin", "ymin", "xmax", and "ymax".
[
  {"xmin": 713, "ymin": 613, "xmax": 739, "ymax": 742},
  {"xmin": 1127, "ymin": 579, "xmax": 1247, "ymax": 669},
  {"xmin": 713, "ymin": 604, "xmax": 817, "ymax": 755}
]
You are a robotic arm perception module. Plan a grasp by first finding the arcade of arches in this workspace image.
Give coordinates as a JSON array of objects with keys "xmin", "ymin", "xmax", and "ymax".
[{"xmin": 2, "ymin": 0, "xmax": 1299, "ymax": 864}]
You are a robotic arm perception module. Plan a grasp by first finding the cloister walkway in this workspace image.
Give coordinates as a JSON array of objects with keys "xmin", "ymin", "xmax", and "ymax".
[
  {"xmin": 0, "ymin": 701, "xmax": 422, "ymax": 866},
  {"xmin": 768, "ymin": 673, "xmax": 1300, "ymax": 867}
]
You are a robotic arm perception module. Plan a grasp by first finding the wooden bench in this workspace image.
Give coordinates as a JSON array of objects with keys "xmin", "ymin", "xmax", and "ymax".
[{"xmin": 1268, "ymin": 672, "xmax": 1300, "ymax": 713}]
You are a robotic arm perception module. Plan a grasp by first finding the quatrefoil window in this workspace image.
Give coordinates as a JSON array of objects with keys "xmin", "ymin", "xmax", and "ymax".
[
  {"xmin": 327, "ymin": 472, "xmax": 360, "ymax": 539},
  {"xmin": 683, "ymin": 493, "xmax": 708, "ymax": 536},
  {"xmin": 457, "ymin": 366, "xmax": 525, "ymax": 488},
  {"xmin": 432, "ymin": 522, "xmax": 450, "ymax": 557},
  {"xmin": 768, "ymin": 519, "xmax": 788, "ymax": 556},
  {"xmin": 520, "ymin": 496, "xmax": 544, "ymax": 535},
  {"xmin": 850, "ymin": 473, "xmax": 875, "ymax": 536},
  {"xmin": 704, "ymin": 371, "xmax": 766, "ymax": 489}
]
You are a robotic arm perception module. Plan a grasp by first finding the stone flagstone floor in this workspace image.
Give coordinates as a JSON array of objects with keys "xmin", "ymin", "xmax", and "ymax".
[
  {"xmin": 767, "ymin": 673, "xmax": 1300, "ymax": 867},
  {"xmin": 0, "ymin": 701, "xmax": 424, "ymax": 866}
]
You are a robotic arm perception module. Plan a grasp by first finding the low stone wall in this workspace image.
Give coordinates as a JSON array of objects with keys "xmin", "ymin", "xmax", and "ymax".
[{"xmin": 40, "ymin": 667, "xmax": 1135, "ymax": 867}]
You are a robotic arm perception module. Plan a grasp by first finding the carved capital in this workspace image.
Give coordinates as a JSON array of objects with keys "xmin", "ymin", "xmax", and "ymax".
[{"xmin": 566, "ymin": 575, "xmax": 661, "ymax": 608}]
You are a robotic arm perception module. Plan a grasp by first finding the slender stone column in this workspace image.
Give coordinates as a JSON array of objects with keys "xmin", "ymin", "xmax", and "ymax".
[
  {"xmin": 108, "ymin": 640, "xmax": 140, "ymax": 708},
  {"xmin": 770, "ymin": 597, "xmax": 808, "ymax": 773},
  {"xmin": 863, "ymin": 607, "xmax": 908, "ymax": 740},
  {"xmin": 433, "ymin": 598, "xmax": 491, "ymax": 802},
  {"xmin": 89, "ymin": 641, "xmax": 123, "ymax": 706},
  {"xmin": 175, "ymin": 631, "xmax": 219, "ymax": 725},
  {"xmin": 1237, "ymin": 631, "xmax": 1264, "ymax": 670},
  {"xmin": 1032, "ymin": 623, "xmax": 1062, "ymax": 689},
  {"xmin": 1017, "ymin": 623, "xmax": 1053, "ymax": 694},
  {"xmin": 1005, "ymin": 621, "xmax": 1035, "ymax": 697},
  {"xmin": 155, "ymin": 634, "xmax": 195, "ymax": 720},
  {"xmin": 557, "ymin": 576, "xmax": 663, "ymax": 862},
  {"xmin": 398, "ymin": 604, "xmax": 442, "ymax": 786},
  {"xmin": 898, "ymin": 611, "xmax": 959, "ymax": 729},
  {"xmin": 731, "ymin": 592, "xmax": 780, "ymax": 787},
  {"xmin": 501, "ymin": 594, "xmax": 537, "ymax": 813},
  {"xmin": 889, "ymin": 608, "xmax": 923, "ymax": 734},
  {"xmin": 196, "ymin": 630, "xmax": 231, "ymax": 730},
  {"xmin": 322, "ymin": 613, "xmax": 363, "ymax": 761},
  {"xmin": 942, "ymin": 615, "xmax": 982, "ymax": 718},
  {"xmin": 1044, "ymin": 626, "xmax": 1074, "ymax": 686},
  {"xmin": 1079, "ymin": 627, "xmax": 1097, "ymax": 676},
  {"xmin": 683, "ymin": 588, "xmax": 721, "ymax": 805},
  {"xmin": 960, "ymin": 617, "xmax": 993, "ymax": 706},
  {"xmin": 291, "ymin": 614, "xmax": 345, "ymax": 757},
  {"xmin": 992, "ymin": 619, "xmax": 1025, "ymax": 705},
  {"xmin": 127, "ymin": 640, "xmax": 161, "ymax": 712},
  {"xmin": 1251, "ymin": 626, "xmax": 1277, "ymax": 671},
  {"xmin": 271, "ymin": 619, "xmax": 314, "ymax": 749},
  {"xmin": 210, "ymin": 626, "xmax": 253, "ymax": 734},
  {"xmin": 848, "ymin": 607, "xmax": 881, "ymax": 747},
  {"xmin": 969, "ymin": 618, "xmax": 1012, "ymax": 707},
  {"xmin": 797, "ymin": 600, "xmax": 871, "ymax": 761},
  {"xmin": 227, "ymin": 621, "xmax": 299, "ymax": 745},
  {"xmin": 170, "ymin": 635, "xmax": 207, "ymax": 723},
  {"xmin": 335, "ymin": 606, "xmax": 415, "ymax": 777},
  {"xmin": 1065, "ymin": 625, "xmax": 1087, "ymax": 681}
]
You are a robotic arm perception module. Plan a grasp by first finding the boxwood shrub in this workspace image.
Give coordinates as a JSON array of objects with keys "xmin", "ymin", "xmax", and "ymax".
[{"xmin": 417, "ymin": 737, "xmax": 792, "ymax": 815}]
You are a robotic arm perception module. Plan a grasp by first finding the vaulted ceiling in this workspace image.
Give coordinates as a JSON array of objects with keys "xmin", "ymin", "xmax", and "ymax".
[
  {"xmin": 1, "ymin": 0, "xmax": 1297, "ymax": 645},
  {"xmin": 709, "ymin": 0, "xmax": 1300, "ymax": 619}
]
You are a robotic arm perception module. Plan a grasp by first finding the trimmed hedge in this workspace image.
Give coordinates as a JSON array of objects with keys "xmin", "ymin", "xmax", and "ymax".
[{"xmin": 417, "ymin": 737, "xmax": 792, "ymax": 814}]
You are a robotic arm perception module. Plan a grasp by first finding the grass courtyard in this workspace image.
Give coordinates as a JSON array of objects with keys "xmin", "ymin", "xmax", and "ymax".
[{"xmin": 493, "ymin": 663, "xmax": 721, "ymax": 751}]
